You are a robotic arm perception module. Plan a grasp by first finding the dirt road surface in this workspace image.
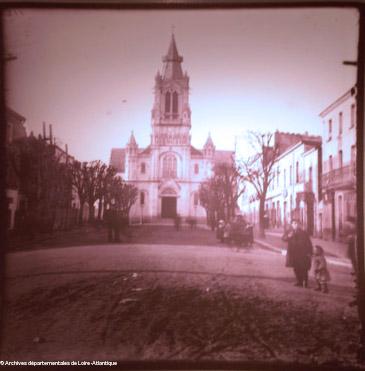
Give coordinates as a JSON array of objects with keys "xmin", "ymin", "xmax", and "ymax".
[{"xmin": 2, "ymin": 241, "xmax": 363, "ymax": 368}]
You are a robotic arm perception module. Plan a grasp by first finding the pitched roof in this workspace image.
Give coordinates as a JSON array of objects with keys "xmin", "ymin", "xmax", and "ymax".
[
  {"xmin": 110, "ymin": 146, "xmax": 234, "ymax": 173},
  {"xmin": 190, "ymin": 145, "xmax": 203, "ymax": 157},
  {"xmin": 6, "ymin": 107, "xmax": 26, "ymax": 124},
  {"xmin": 214, "ymin": 150, "xmax": 234, "ymax": 165},
  {"xmin": 139, "ymin": 145, "xmax": 151, "ymax": 155},
  {"xmin": 319, "ymin": 86, "xmax": 356, "ymax": 118},
  {"xmin": 110, "ymin": 148, "xmax": 126, "ymax": 173},
  {"xmin": 274, "ymin": 131, "xmax": 321, "ymax": 156}
]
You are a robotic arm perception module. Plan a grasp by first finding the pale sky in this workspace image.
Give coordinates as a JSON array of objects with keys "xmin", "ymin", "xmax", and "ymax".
[{"xmin": 4, "ymin": 7, "xmax": 358, "ymax": 163}]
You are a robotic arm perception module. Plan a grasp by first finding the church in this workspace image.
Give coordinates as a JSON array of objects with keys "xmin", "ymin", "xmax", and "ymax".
[{"xmin": 110, "ymin": 34, "xmax": 234, "ymax": 222}]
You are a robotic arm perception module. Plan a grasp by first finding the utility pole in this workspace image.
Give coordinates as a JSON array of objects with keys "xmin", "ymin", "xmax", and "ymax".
[
  {"xmin": 356, "ymin": 5, "xmax": 365, "ymax": 361},
  {"xmin": 342, "ymin": 7, "xmax": 365, "ymax": 359}
]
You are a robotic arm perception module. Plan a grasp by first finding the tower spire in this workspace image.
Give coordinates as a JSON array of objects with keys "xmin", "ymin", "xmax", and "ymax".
[{"xmin": 162, "ymin": 33, "xmax": 183, "ymax": 80}]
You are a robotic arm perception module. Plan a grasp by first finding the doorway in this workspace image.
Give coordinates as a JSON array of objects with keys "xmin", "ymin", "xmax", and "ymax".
[
  {"xmin": 161, "ymin": 197, "xmax": 177, "ymax": 218},
  {"xmin": 307, "ymin": 198, "xmax": 314, "ymax": 236}
]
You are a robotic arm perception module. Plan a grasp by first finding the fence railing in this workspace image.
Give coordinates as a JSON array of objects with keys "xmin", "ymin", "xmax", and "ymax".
[{"xmin": 322, "ymin": 165, "xmax": 356, "ymax": 189}]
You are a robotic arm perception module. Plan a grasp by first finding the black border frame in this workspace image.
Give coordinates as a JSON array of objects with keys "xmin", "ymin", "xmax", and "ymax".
[{"xmin": 0, "ymin": 2, "xmax": 363, "ymax": 370}]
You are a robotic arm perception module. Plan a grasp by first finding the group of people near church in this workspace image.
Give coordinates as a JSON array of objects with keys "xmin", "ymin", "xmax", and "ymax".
[
  {"xmin": 217, "ymin": 214, "xmax": 333, "ymax": 293},
  {"xmin": 216, "ymin": 215, "xmax": 254, "ymax": 247},
  {"xmin": 103, "ymin": 198, "xmax": 356, "ymax": 296}
]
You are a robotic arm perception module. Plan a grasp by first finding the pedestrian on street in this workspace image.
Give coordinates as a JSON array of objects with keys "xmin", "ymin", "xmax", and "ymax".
[
  {"xmin": 282, "ymin": 219, "xmax": 313, "ymax": 288},
  {"xmin": 104, "ymin": 200, "xmax": 121, "ymax": 243},
  {"xmin": 174, "ymin": 213, "xmax": 181, "ymax": 231},
  {"xmin": 312, "ymin": 245, "xmax": 330, "ymax": 293},
  {"xmin": 343, "ymin": 216, "xmax": 357, "ymax": 277},
  {"xmin": 216, "ymin": 219, "xmax": 225, "ymax": 242}
]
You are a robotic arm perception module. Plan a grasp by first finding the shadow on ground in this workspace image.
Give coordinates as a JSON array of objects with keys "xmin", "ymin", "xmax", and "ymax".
[{"xmin": 7, "ymin": 223, "xmax": 222, "ymax": 251}]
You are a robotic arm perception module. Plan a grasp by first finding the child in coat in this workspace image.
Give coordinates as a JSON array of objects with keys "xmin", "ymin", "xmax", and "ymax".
[{"xmin": 313, "ymin": 245, "xmax": 330, "ymax": 293}]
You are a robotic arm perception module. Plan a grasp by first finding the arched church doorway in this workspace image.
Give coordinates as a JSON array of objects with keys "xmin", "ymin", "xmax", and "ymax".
[{"xmin": 161, "ymin": 197, "xmax": 177, "ymax": 218}]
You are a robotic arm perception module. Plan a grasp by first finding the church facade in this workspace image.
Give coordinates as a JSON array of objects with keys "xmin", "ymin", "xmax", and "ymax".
[{"xmin": 110, "ymin": 35, "xmax": 233, "ymax": 222}]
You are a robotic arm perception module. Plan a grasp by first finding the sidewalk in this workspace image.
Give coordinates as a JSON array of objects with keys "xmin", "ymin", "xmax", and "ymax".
[{"xmin": 254, "ymin": 228, "xmax": 352, "ymax": 268}]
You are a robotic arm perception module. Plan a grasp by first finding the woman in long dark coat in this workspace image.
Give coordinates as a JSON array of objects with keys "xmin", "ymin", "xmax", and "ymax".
[{"xmin": 282, "ymin": 219, "xmax": 313, "ymax": 288}]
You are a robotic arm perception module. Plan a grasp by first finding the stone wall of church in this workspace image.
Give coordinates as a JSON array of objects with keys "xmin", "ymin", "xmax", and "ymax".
[
  {"xmin": 119, "ymin": 35, "xmax": 220, "ymax": 225},
  {"xmin": 126, "ymin": 146, "xmax": 213, "ymax": 223},
  {"xmin": 128, "ymin": 180, "xmax": 207, "ymax": 223}
]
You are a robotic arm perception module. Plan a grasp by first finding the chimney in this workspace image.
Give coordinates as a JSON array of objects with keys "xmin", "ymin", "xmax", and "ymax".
[{"xmin": 42, "ymin": 122, "xmax": 46, "ymax": 139}]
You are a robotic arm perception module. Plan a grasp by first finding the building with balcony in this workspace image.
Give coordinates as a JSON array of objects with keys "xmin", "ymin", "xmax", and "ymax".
[
  {"xmin": 241, "ymin": 131, "xmax": 322, "ymax": 236},
  {"xmin": 319, "ymin": 87, "xmax": 356, "ymax": 241},
  {"xmin": 268, "ymin": 137, "xmax": 321, "ymax": 235},
  {"xmin": 109, "ymin": 34, "xmax": 233, "ymax": 222}
]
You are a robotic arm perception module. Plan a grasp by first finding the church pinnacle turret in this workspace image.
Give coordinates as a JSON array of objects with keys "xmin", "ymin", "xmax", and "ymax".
[
  {"xmin": 203, "ymin": 133, "xmax": 215, "ymax": 157},
  {"xmin": 128, "ymin": 131, "xmax": 137, "ymax": 146},
  {"xmin": 126, "ymin": 131, "xmax": 138, "ymax": 155}
]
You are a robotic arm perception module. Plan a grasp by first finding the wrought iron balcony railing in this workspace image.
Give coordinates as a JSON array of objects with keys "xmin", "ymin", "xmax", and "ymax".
[{"xmin": 322, "ymin": 165, "xmax": 356, "ymax": 190}]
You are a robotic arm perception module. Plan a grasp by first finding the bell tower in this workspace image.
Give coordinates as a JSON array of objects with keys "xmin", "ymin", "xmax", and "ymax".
[{"xmin": 151, "ymin": 34, "xmax": 191, "ymax": 148}]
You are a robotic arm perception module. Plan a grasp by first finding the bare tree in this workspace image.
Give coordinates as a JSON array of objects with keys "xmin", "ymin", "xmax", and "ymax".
[
  {"xmin": 96, "ymin": 165, "xmax": 116, "ymax": 221},
  {"xmin": 70, "ymin": 161, "xmax": 88, "ymax": 225},
  {"xmin": 84, "ymin": 160, "xmax": 109, "ymax": 222},
  {"xmin": 8, "ymin": 135, "xmax": 73, "ymax": 233},
  {"xmin": 70, "ymin": 160, "xmax": 118, "ymax": 224},
  {"xmin": 106, "ymin": 177, "xmax": 138, "ymax": 218},
  {"xmin": 199, "ymin": 162, "xmax": 245, "ymax": 226},
  {"xmin": 199, "ymin": 180, "xmax": 223, "ymax": 228},
  {"xmin": 239, "ymin": 131, "xmax": 279, "ymax": 238}
]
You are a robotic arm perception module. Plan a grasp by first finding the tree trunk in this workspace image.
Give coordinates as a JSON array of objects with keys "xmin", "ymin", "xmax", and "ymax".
[
  {"xmin": 64, "ymin": 204, "xmax": 69, "ymax": 230},
  {"xmin": 259, "ymin": 196, "xmax": 266, "ymax": 238},
  {"xmin": 88, "ymin": 202, "xmax": 95, "ymax": 222},
  {"xmin": 97, "ymin": 197, "xmax": 103, "ymax": 221},
  {"xmin": 78, "ymin": 201, "xmax": 85, "ymax": 226}
]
